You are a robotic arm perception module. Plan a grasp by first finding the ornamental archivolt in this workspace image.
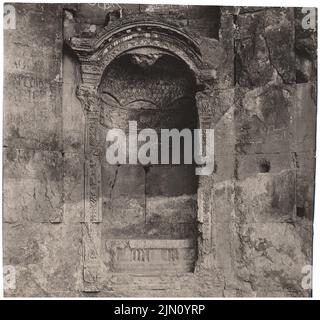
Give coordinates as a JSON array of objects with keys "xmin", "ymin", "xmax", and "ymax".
[{"xmin": 69, "ymin": 16, "xmax": 203, "ymax": 90}]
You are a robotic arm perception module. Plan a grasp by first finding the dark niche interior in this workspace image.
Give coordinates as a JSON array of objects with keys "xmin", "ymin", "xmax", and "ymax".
[{"xmin": 99, "ymin": 52, "xmax": 199, "ymax": 272}]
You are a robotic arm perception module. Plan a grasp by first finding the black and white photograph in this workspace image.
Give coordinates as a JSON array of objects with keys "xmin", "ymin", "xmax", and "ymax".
[{"xmin": 0, "ymin": 1, "xmax": 319, "ymax": 302}]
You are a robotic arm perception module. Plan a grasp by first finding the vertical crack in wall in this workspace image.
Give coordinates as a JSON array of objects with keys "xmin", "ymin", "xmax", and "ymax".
[
  {"xmin": 263, "ymin": 34, "xmax": 286, "ymax": 83},
  {"xmin": 233, "ymin": 13, "xmax": 239, "ymax": 86},
  {"xmin": 109, "ymin": 165, "xmax": 119, "ymax": 202}
]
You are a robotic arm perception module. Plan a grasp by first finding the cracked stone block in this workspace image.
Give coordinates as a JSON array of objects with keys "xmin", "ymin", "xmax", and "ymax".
[
  {"xmin": 74, "ymin": 3, "xmax": 141, "ymax": 27},
  {"xmin": 217, "ymin": 12, "xmax": 235, "ymax": 88},
  {"xmin": 3, "ymin": 149, "xmax": 63, "ymax": 223},
  {"xmin": 197, "ymin": 88, "xmax": 235, "ymax": 128},
  {"xmin": 63, "ymin": 153, "xmax": 85, "ymax": 224},
  {"xmin": 62, "ymin": 52, "xmax": 85, "ymax": 154},
  {"xmin": 3, "ymin": 222, "xmax": 82, "ymax": 297},
  {"xmin": 4, "ymin": 4, "xmax": 63, "ymax": 82},
  {"xmin": 294, "ymin": 8, "xmax": 317, "ymax": 83},
  {"xmin": 235, "ymin": 168, "xmax": 296, "ymax": 223},
  {"xmin": 213, "ymin": 155, "xmax": 235, "ymax": 184},
  {"xmin": 235, "ymin": 8, "xmax": 295, "ymax": 87},
  {"xmin": 3, "ymin": 75, "xmax": 63, "ymax": 151},
  {"xmin": 4, "ymin": 4, "xmax": 63, "ymax": 151},
  {"xmin": 214, "ymin": 105, "xmax": 235, "ymax": 156},
  {"xmin": 212, "ymin": 181, "xmax": 234, "ymax": 223},
  {"xmin": 235, "ymin": 85, "xmax": 294, "ymax": 155},
  {"xmin": 198, "ymin": 37, "xmax": 233, "ymax": 89},
  {"xmin": 236, "ymin": 152, "xmax": 293, "ymax": 180},
  {"xmin": 235, "ymin": 11, "xmax": 275, "ymax": 87},
  {"xmin": 234, "ymin": 222, "xmax": 312, "ymax": 295},
  {"xmin": 4, "ymin": 178, "xmax": 63, "ymax": 223},
  {"xmin": 290, "ymin": 83, "xmax": 317, "ymax": 153},
  {"xmin": 294, "ymin": 151, "xmax": 315, "ymax": 221},
  {"xmin": 216, "ymin": 222, "xmax": 237, "ymax": 287},
  {"xmin": 264, "ymin": 8, "xmax": 295, "ymax": 84}
]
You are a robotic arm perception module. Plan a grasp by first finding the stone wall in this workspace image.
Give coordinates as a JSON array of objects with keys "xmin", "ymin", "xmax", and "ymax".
[
  {"xmin": 3, "ymin": 3, "xmax": 317, "ymax": 297},
  {"xmin": 3, "ymin": 3, "xmax": 82, "ymax": 296}
]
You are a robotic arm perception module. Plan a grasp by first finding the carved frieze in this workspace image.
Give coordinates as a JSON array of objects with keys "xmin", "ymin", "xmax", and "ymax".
[
  {"xmin": 105, "ymin": 239, "xmax": 196, "ymax": 273},
  {"xmin": 70, "ymin": 16, "xmax": 203, "ymax": 88}
]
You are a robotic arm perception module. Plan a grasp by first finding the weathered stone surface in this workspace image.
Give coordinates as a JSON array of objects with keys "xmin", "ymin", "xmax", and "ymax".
[
  {"xmin": 3, "ymin": 149, "xmax": 63, "ymax": 223},
  {"xmin": 290, "ymin": 83, "xmax": 317, "ymax": 153},
  {"xmin": 294, "ymin": 8, "xmax": 317, "ymax": 83},
  {"xmin": 215, "ymin": 221, "xmax": 238, "ymax": 290},
  {"xmin": 235, "ymin": 169, "xmax": 296, "ymax": 223},
  {"xmin": 4, "ymin": 74, "xmax": 63, "ymax": 151},
  {"xmin": 198, "ymin": 37, "xmax": 233, "ymax": 88},
  {"xmin": 217, "ymin": 12, "xmax": 235, "ymax": 88},
  {"xmin": 62, "ymin": 51, "xmax": 85, "ymax": 154},
  {"xmin": 3, "ymin": 222, "xmax": 82, "ymax": 297},
  {"xmin": 212, "ymin": 155, "xmax": 235, "ymax": 183},
  {"xmin": 213, "ymin": 105, "xmax": 235, "ymax": 156},
  {"xmin": 63, "ymin": 152, "xmax": 85, "ymax": 224},
  {"xmin": 235, "ymin": 84, "xmax": 294, "ymax": 155},
  {"xmin": 295, "ymin": 151, "xmax": 316, "ymax": 221},
  {"xmin": 212, "ymin": 181, "xmax": 234, "ymax": 224},
  {"xmin": 235, "ymin": 8, "xmax": 295, "ymax": 87},
  {"xmin": 4, "ymin": 4, "xmax": 63, "ymax": 151},
  {"xmin": 264, "ymin": 8, "xmax": 295, "ymax": 83},
  {"xmin": 3, "ymin": 4, "xmax": 316, "ymax": 297},
  {"xmin": 233, "ymin": 222, "xmax": 312, "ymax": 296},
  {"xmin": 236, "ymin": 152, "xmax": 293, "ymax": 180}
]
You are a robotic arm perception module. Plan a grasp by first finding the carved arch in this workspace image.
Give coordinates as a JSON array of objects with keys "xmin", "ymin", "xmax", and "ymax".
[{"xmin": 70, "ymin": 16, "xmax": 203, "ymax": 88}]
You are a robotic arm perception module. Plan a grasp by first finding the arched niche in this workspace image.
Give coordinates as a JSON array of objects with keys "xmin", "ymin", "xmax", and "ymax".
[
  {"xmin": 68, "ymin": 17, "xmax": 214, "ymax": 291},
  {"xmin": 99, "ymin": 52, "xmax": 198, "ymax": 273},
  {"xmin": 70, "ymin": 17, "xmax": 202, "ymax": 88}
]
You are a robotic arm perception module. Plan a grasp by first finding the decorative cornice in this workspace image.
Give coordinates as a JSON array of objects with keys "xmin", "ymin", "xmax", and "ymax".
[{"xmin": 69, "ymin": 15, "xmax": 203, "ymax": 87}]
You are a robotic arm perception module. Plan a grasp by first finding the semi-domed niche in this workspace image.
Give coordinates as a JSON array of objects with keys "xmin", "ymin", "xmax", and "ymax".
[{"xmin": 99, "ymin": 50, "xmax": 198, "ymax": 273}]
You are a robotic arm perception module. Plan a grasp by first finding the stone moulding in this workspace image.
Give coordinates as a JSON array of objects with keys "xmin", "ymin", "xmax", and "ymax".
[
  {"xmin": 69, "ymin": 17, "xmax": 203, "ymax": 88},
  {"xmin": 68, "ymin": 16, "xmax": 220, "ymax": 293},
  {"xmin": 105, "ymin": 239, "xmax": 197, "ymax": 273}
]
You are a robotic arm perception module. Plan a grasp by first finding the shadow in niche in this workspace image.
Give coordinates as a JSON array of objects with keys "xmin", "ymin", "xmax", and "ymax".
[{"xmin": 99, "ymin": 53, "xmax": 199, "ymax": 273}]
